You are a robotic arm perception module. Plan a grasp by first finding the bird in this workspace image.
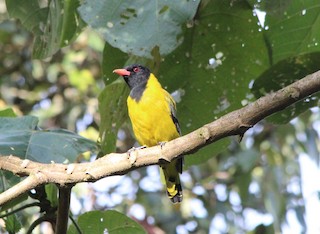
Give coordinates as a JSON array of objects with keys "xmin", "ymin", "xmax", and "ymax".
[{"xmin": 113, "ymin": 64, "xmax": 183, "ymax": 203}]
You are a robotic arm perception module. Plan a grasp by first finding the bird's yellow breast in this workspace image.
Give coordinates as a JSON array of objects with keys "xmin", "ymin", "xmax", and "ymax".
[{"xmin": 127, "ymin": 74, "xmax": 179, "ymax": 147}]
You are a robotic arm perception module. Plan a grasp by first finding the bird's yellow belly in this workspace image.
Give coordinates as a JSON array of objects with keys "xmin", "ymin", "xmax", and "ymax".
[{"xmin": 127, "ymin": 94, "xmax": 179, "ymax": 147}]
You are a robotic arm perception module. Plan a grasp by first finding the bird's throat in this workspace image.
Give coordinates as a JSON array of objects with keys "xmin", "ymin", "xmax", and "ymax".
[{"xmin": 129, "ymin": 81, "xmax": 147, "ymax": 102}]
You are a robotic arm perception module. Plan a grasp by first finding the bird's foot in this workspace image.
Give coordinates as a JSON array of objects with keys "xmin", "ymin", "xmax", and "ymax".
[{"xmin": 158, "ymin": 141, "xmax": 167, "ymax": 149}]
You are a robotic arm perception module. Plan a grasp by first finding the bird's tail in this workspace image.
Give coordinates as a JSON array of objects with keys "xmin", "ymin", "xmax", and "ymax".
[{"xmin": 161, "ymin": 158, "xmax": 183, "ymax": 203}]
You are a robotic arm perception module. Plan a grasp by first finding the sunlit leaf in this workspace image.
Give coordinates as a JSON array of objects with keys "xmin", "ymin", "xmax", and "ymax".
[
  {"xmin": 69, "ymin": 69, "xmax": 95, "ymax": 92},
  {"xmin": 0, "ymin": 108, "xmax": 16, "ymax": 117}
]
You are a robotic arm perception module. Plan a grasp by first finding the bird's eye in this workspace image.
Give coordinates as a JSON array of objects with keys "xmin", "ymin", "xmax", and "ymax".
[{"xmin": 133, "ymin": 67, "xmax": 140, "ymax": 72}]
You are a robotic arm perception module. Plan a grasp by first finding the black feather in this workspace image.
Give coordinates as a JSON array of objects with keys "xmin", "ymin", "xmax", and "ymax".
[
  {"xmin": 122, "ymin": 64, "xmax": 150, "ymax": 102},
  {"xmin": 169, "ymin": 103, "xmax": 181, "ymax": 136}
]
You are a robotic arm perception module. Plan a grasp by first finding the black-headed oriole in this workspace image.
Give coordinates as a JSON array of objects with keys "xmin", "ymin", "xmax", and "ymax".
[{"xmin": 113, "ymin": 64, "xmax": 183, "ymax": 203}]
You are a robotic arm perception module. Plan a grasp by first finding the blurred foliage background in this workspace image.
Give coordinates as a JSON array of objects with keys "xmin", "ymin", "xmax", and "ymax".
[{"xmin": 0, "ymin": 0, "xmax": 320, "ymax": 233}]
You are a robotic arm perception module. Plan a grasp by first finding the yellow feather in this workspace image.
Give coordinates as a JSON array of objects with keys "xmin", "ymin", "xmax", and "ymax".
[{"xmin": 127, "ymin": 74, "xmax": 179, "ymax": 147}]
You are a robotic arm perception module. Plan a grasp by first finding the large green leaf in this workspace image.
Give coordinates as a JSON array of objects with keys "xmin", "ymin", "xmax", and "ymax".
[
  {"xmin": 98, "ymin": 81, "xmax": 128, "ymax": 154},
  {"xmin": 67, "ymin": 210, "xmax": 146, "ymax": 234},
  {"xmin": 0, "ymin": 116, "xmax": 97, "ymax": 163},
  {"xmin": 252, "ymin": 52, "xmax": 320, "ymax": 124},
  {"xmin": 6, "ymin": 0, "xmax": 84, "ymax": 59},
  {"xmin": 264, "ymin": 1, "xmax": 320, "ymax": 64},
  {"xmin": 159, "ymin": 0, "xmax": 268, "ymax": 165},
  {"xmin": 78, "ymin": 0, "xmax": 200, "ymax": 58}
]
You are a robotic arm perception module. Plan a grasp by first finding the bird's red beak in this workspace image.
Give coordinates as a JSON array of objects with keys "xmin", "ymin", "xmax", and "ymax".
[{"xmin": 113, "ymin": 68, "xmax": 130, "ymax": 76}]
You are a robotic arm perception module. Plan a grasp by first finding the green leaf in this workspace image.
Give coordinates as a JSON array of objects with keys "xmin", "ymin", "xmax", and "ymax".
[
  {"xmin": 59, "ymin": 0, "xmax": 84, "ymax": 47},
  {"xmin": 264, "ymin": 1, "xmax": 320, "ymax": 63},
  {"xmin": 78, "ymin": 0, "xmax": 200, "ymax": 58},
  {"xmin": 67, "ymin": 210, "xmax": 146, "ymax": 234},
  {"xmin": 159, "ymin": 0, "xmax": 268, "ymax": 165},
  {"xmin": 102, "ymin": 43, "xmax": 128, "ymax": 85},
  {"xmin": 4, "ymin": 214, "xmax": 22, "ymax": 234},
  {"xmin": 252, "ymin": 0, "xmax": 294, "ymax": 16},
  {"xmin": 45, "ymin": 184, "xmax": 58, "ymax": 208},
  {"xmin": 0, "ymin": 170, "xmax": 22, "ymax": 194},
  {"xmin": 98, "ymin": 81, "xmax": 128, "ymax": 154},
  {"xmin": 252, "ymin": 52, "xmax": 320, "ymax": 124},
  {"xmin": 0, "ymin": 116, "xmax": 98, "ymax": 163},
  {"xmin": 32, "ymin": 0, "xmax": 66, "ymax": 58},
  {"xmin": 5, "ymin": 0, "xmax": 48, "ymax": 33},
  {"xmin": 0, "ymin": 108, "xmax": 16, "ymax": 117},
  {"xmin": 6, "ymin": 0, "xmax": 84, "ymax": 59}
]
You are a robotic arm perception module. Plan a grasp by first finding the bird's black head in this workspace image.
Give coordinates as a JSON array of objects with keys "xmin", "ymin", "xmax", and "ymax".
[{"xmin": 113, "ymin": 64, "xmax": 150, "ymax": 90}]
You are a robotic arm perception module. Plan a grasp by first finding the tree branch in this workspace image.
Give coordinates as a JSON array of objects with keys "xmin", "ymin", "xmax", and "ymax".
[
  {"xmin": 55, "ymin": 186, "xmax": 72, "ymax": 234},
  {"xmin": 1, "ymin": 70, "xmax": 320, "ymax": 206}
]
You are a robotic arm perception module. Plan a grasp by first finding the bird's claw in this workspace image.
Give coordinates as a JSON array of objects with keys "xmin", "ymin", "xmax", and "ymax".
[{"xmin": 159, "ymin": 142, "xmax": 167, "ymax": 149}]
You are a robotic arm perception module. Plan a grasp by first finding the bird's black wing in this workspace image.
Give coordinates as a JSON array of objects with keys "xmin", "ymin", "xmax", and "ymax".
[
  {"xmin": 169, "ymin": 99, "xmax": 181, "ymax": 136},
  {"xmin": 168, "ymin": 95, "xmax": 183, "ymax": 174}
]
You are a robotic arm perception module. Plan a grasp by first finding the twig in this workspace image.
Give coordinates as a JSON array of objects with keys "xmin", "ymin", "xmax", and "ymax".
[
  {"xmin": 26, "ymin": 213, "xmax": 56, "ymax": 234},
  {"xmin": 0, "ymin": 69, "xmax": 320, "ymax": 206},
  {"xmin": 0, "ymin": 202, "xmax": 40, "ymax": 218},
  {"xmin": 69, "ymin": 214, "xmax": 83, "ymax": 234}
]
